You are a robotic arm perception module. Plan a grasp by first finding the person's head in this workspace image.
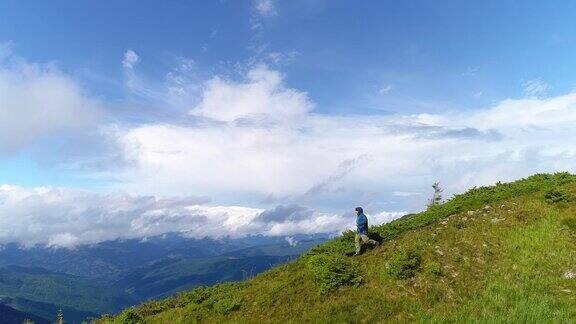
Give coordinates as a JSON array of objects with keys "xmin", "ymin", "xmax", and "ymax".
[{"xmin": 355, "ymin": 207, "xmax": 363, "ymax": 216}]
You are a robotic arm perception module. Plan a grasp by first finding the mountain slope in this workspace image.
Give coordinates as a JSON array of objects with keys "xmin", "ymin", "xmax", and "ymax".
[
  {"xmin": 0, "ymin": 234, "xmax": 329, "ymax": 285},
  {"xmin": 111, "ymin": 238, "xmax": 327, "ymax": 301},
  {"xmin": 112, "ymin": 255, "xmax": 297, "ymax": 301},
  {"xmin": 0, "ymin": 236, "xmax": 327, "ymax": 321},
  {"xmin": 0, "ymin": 234, "xmax": 267, "ymax": 283},
  {"xmin": 96, "ymin": 173, "xmax": 576, "ymax": 323},
  {"xmin": 0, "ymin": 304, "xmax": 50, "ymax": 324},
  {"xmin": 0, "ymin": 266, "xmax": 134, "ymax": 323},
  {"xmin": 1, "ymin": 296, "xmax": 98, "ymax": 324}
]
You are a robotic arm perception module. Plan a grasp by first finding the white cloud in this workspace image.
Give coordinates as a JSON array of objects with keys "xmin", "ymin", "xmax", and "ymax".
[
  {"xmin": 122, "ymin": 50, "xmax": 139, "ymax": 69},
  {"xmin": 285, "ymin": 236, "xmax": 298, "ymax": 247},
  {"xmin": 189, "ymin": 64, "xmax": 313, "ymax": 122},
  {"xmin": 251, "ymin": 0, "xmax": 277, "ymax": 30},
  {"xmin": 255, "ymin": 0, "xmax": 277, "ymax": 17},
  {"xmin": 0, "ymin": 184, "xmax": 402, "ymax": 248},
  {"xmin": 6, "ymin": 50, "xmax": 576, "ymax": 247},
  {"xmin": 121, "ymin": 50, "xmax": 176, "ymax": 103},
  {"xmin": 393, "ymin": 191, "xmax": 420, "ymax": 197},
  {"xmin": 266, "ymin": 51, "xmax": 299, "ymax": 65},
  {"xmin": 379, "ymin": 84, "xmax": 394, "ymax": 95},
  {"xmin": 0, "ymin": 51, "xmax": 100, "ymax": 153},
  {"xmin": 522, "ymin": 79, "xmax": 551, "ymax": 98},
  {"xmin": 114, "ymin": 64, "xmax": 576, "ymax": 213},
  {"xmin": 461, "ymin": 67, "xmax": 479, "ymax": 77}
]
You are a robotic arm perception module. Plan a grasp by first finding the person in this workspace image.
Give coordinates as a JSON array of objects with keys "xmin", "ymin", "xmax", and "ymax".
[{"xmin": 354, "ymin": 207, "xmax": 379, "ymax": 255}]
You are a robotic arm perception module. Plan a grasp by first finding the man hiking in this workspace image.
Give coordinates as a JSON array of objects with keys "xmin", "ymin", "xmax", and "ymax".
[{"xmin": 354, "ymin": 207, "xmax": 379, "ymax": 255}]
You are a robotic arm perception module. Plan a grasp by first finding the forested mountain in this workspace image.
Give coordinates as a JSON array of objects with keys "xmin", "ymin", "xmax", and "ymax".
[{"xmin": 0, "ymin": 235, "xmax": 328, "ymax": 322}]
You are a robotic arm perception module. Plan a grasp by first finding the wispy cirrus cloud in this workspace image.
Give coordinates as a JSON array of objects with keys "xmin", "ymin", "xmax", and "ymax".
[
  {"xmin": 122, "ymin": 49, "xmax": 139, "ymax": 69},
  {"xmin": 522, "ymin": 79, "xmax": 551, "ymax": 98},
  {"xmin": 379, "ymin": 84, "xmax": 394, "ymax": 95},
  {"xmin": 251, "ymin": 0, "xmax": 278, "ymax": 30},
  {"xmin": 254, "ymin": 0, "xmax": 277, "ymax": 17}
]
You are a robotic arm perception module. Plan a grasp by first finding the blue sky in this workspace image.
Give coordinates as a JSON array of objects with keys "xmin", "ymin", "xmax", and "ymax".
[
  {"xmin": 5, "ymin": 0, "xmax": 576, "ymax": 111},
  {"xmin": 3, "ymin": 0, "xmax": 576, "ymax": 246}
]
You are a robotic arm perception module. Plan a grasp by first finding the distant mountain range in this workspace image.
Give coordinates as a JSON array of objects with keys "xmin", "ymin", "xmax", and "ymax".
[{"xmin": 0, "ymin": 233, "xmax": 329, "ymax": 322}]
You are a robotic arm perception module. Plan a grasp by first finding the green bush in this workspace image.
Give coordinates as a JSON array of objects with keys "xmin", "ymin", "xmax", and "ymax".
[
  {"xmin": 115, "ymin": 309, "xmax": 143, "ymax": 324},
  {"xmin": 213, "ymin": 295, "xmax": 243, "ymax": 315},
  {"xmin": 424, "ymin": 261, "xmax": 443, "ymax": 277},
  {"xmin": 114, "ymin": 295, "xmax": 184, "ymax": 320},
  {"xmin": 453, "ymin": 219, "xmax": 467, "ymax": 229},
  {"xmin": 180, "ymin": 286, "xmax": 210, "ymax": 305},
  {"xmin": 306, "ymin": 230, "xmax": 357, "ymax": 257},
  {"xmin": 544, "ymin": 188, "xmax": 572, "ymax": 203},
  {"xmin": 194, "ymin": 283, "xmax": 245, "ymax": 315},
  {"xmin": 388, "ymin": 250, "xmax": 422, "ymax": 279},
  {"xmin": 306, "ymin": 254, "xmax": 362, "ymax": 294},
  {"xmin": 113, "ymin": 284, "xmax": 245, "ymax": 321},
  {"xmin": 562, "ymin": 218, "xmax": 576, "ymax": 233}
]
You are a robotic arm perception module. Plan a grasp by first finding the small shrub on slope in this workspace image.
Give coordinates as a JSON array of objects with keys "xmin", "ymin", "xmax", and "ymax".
[
  {"xmin": 544, "ymin": 188, "xmax": 572, "ymax": 203},
  {"xmin": 180, "ymin": 286, "xmax": 210, "ymax": 305},
  {"xmin": 424, "ymin": 261, "xmax": 443, "ymax": 277},
  {"xmin": 107, "ymin": 284, "xmax": 245, "ymax": 323},
  {"xmin": 187, "ymin": 283, "xmax": 245, "ymax": 315},
  {"xmin": 562, "ymin": 218, "xmax": 576, "ymax": 234},
  {"xmin": 306, "ymin": 254, "xmax": 362, "ymax": 294},
  {"xmin": 213, "ymin": 295, "xmax": 243, "ymax": 315},
  {"xmin": 387, "ymin": 249, "xmax": 422, "ymax": 279},
  {"xmin": 115, "ymin": 309, "xmax": 144, "ymax": 324},
  {"xmin": 307, "ymin": 230, "xmax": 357, "ymax": 256}
]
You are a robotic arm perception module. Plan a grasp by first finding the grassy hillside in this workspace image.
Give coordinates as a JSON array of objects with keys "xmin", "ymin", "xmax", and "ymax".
[{"xmin": 96, "ymin": 173, "xmax": 576, "ymax": 323}]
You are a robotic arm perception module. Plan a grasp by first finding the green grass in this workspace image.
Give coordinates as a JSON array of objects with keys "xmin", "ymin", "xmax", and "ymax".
[{"xmin": 95, "ymin": 172, "xmax": 576, "ymax": 323}]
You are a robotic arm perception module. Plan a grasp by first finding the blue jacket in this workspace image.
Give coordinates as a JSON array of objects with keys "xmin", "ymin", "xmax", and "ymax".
[{"xmin": 356, "ymin": 213, "xmax": 368, "ymax": 235}]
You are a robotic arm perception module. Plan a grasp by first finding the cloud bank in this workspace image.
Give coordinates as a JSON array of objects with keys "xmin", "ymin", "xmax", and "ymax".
[
  {"xmin": 116, "ymin": 63, "xmax": 576, "ymax": 212},
  {"xmin": 4, "ymin": 49, "xmax": 576, "ymax": 248},
  {"xmin": 0, "ymin": 184, "xmax": 402, "ymax": 248}
]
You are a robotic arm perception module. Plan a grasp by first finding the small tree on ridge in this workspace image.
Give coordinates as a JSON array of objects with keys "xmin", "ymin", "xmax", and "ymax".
[
  {"xmin": 56, "ymin": 308, "xmax": 65, "ymax": 324},
  {"xmin": 427, "ymin": 182, "xmax": 443, "ymax": 208}
]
